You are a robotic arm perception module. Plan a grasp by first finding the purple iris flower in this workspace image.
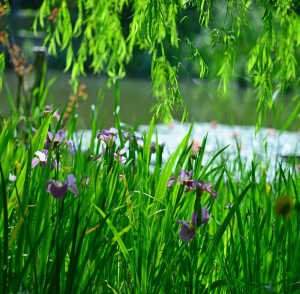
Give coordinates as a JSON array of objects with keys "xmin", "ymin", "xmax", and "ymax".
[
  {"xmin": 167, "ymin": 170, "xmax": 196, "ymax": 193},
  {"xmin": 46, "ymin": 181, "xmax": 68, "ymax": 199},
  {"xmin": 180, "ymin": 170, "xmax": 193, "ymax": 181},
  {"xmin": 97, "ymin": 130, "xmax": 114, "ymax": 143},
  {"xmin": 108, "ymin": 127, "xmax": 118, "ymax": 135},
  {"xmin": 122, "ymin": 132, "xmax": 130, "ymax": 140},
  {"xmin": 196, "ymin": 180, "xmax": 218, "ymax": 199},
  {"xmin": 200, "ymin": 208, "xmax": 210, "ymax": 224},
  {"xmin": 45, "ymin": 130, "xmax": 65, "ymax": 149},
  {"xmin": 32, "ymin": 150, "xmax": 50, "ymax": 168},
  {"xmin": 114, "ymin": 147, "xmax": 127, "ymax": 164},
  {"xmin": 97, "ymin": 127, "xmax": 119, "ymax": 145},
  {"xmin": 65, "ymin": 140, "xmax": 74, "ymax": 154},
  {"xmin": 177, "ymin": 210, "xmax": 197, "ymax": 242},
  {"xmin": 32, "ymin": 150, "xmax": 47, "ymax": 168},
  {"xmin": 177, "ymin": 208, "xmax": 210, "ymax": 242},
  {"xmin": 31, "ymin": 149, "xmax": 59, "ymax": 170},
  {"xmin": 66, "ymin": 174, "xmax": 79, "ymax": 195},
  {"xmin": 183, "ymin": 179, "xmax": 197, "ymax": 193},
  {"xmin": 45, "ymin": 130, "xmax": 73, "ymax": 153},
  {"xmin": 48, "ymin": 130, "xmax": 65, "ymax": 143},
  {"xmin": 167, "ymin": 177, "xmax": 177, "ymax": 187},
  {"xmin": 46, "ymin": 174, "xmax": 79, "ymax": 199}
]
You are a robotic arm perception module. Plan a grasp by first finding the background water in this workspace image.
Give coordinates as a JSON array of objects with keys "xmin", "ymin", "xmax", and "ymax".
[
  {"xmin": 74, "ymin": 122, "xmax": 300, "ymax": 181},
  {"xmin": 1, "ymin": 70, "xmax": 299, "ymax": 131}
]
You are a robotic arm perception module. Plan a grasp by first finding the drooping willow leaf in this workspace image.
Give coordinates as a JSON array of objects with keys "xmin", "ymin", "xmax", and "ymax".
[{"xmin": 32, "ymin": 0, "xmax": 300, "ymax": 125}]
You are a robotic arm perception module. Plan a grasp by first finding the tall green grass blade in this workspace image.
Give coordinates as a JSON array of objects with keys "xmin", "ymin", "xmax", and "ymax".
[
  {"xmin": 143, "ymin": 116, "xmax": 155, "ymax": 181},
  {"xmin": 199, "ymin": 145, "xmax": 229, "ymax": 179},
  {"xmin": 93, "ymin": 204, "xmax": 139, "ymax": 289},
  {"xmin": 39, "ymin": 76, "xmax": 57, "ymax": 109},
  {"xmin": 0, "ymin": 163, "xmax": 8, "ymax": 293},
  {"xmin": 114, "ymin": 80, "xmax": 124, "ymax": 147},
  {"xmin": 89, "ymin": 92, "xmax": 103, "ymax": 154},
  {"xmin": 4, "ymin": 78, "xmax": 16, "ymax": 113},
  {"xmin": 154, "ymin": 124, "xmax": 193, "ymax": 202},
  {"xmin": 32, "ymin": 115, "xmax": 52, "ymax": 151},
  {"xmin": 209, "ymin": 183, "xmax": 251, "ymax": 258}
]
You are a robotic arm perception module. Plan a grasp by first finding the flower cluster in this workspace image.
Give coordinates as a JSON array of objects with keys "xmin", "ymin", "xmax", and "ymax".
[
  {"xmin": 168, "ymin": 169, "xmax": 218, "ymax": 242},
  {"xmin": 97, "ymin": 127, "xmax": 158, "ymax": 154},
  {"xmin": 45, "ymin": 130, "xmax": 73, "ymax": 152},
  {"xmin": 94, "ymin": 127, "xmax": 161, "ymax": 167},
  {"xmin": 31, "ymin": 129, "xmax": 74, "ymax": 170}
]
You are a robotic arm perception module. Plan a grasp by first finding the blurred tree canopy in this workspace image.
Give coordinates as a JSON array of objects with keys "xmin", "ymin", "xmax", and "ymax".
[{"xmin": 1, "ymin": 0, "xmax": 300, "ymax": 124}]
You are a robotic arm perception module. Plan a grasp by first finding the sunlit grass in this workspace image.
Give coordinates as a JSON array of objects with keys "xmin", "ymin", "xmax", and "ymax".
[{"xmin": 0, "ymin": 100, "xmax": 299, "ymax": 293}]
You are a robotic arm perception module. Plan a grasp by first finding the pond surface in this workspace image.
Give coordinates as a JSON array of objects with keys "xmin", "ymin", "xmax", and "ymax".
[
  {"xmin": 1, "ymin": 70, "xmax": 299, "ymax": 130},
  {"xmin": 142, "ymin": 122, "xmax": 300, "ymax": 179},
  {"xmin": 75, "ymin": 122, "xmax": 300, "ymax": 181}
]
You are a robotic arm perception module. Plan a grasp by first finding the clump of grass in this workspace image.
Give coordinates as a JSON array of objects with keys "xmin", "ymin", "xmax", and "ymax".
[{"xmin": 0, "ymin": 92, "xmax": 299, "ymax": 293}]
